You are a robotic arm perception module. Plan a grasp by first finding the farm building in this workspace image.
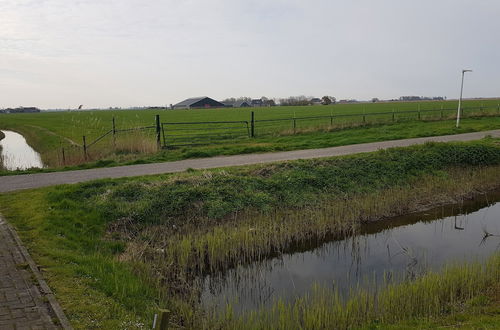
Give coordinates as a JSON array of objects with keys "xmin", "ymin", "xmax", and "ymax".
[
  {"xmin": 223, "ymin": 101, "xmax": 251, "ymax": 108},
  {"xmin": 0, "ymin": 107, "xmax": 40, "ymax": 114},
  {"xmin": 251, "ymin": 99, "xmax": 263, "ymax": 107},
  {"xmin": 173, "ymin": 97, "xmax": 224, "ymax": 110},
  {"xmin": 310, "ymin": 98, "xmax": 322, "ymax": 105}
]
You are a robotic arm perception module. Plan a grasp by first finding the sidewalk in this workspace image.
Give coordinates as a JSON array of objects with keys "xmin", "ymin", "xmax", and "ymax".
[{"xmin": 0, "ymin": 216, "xmax": 71, "ymax": 329}]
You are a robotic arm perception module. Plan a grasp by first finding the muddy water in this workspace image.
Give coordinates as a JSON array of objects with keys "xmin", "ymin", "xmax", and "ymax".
[
  {"xmin": 0, "ymin": 130, "xmax": 43, "ymax": 170},
  {"xmin": 201, "ymin": 191, "xmax": 500, "ymax": 314}
]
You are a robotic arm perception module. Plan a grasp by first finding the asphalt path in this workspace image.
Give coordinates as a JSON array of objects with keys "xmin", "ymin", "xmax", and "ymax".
[{"xmin": 1, "ymin": 130, "xmax": 499, "ymax": 193}]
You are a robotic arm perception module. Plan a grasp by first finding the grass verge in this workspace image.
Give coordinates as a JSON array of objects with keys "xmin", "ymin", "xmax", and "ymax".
[
  {"xmin": 0, "ymin": 116, "xmax": 499, "ymax": 175},
  {"xmin": 0, "ymin": 139, "xmax": 499, "ymax": 328}
]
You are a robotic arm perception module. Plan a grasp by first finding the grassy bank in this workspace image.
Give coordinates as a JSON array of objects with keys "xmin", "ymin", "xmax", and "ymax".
[
  {"xmin": 1, "ymin": 140, "xmax": 500, "ymax": 328},
  {"xmin": 1, "ymin": 116, "xmax": 500, "ymax": 175}
]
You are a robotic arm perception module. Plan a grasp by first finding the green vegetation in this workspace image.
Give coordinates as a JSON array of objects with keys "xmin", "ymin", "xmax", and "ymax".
[
  {"xmin": 1, "ymin": 139, "xmax": 500, "ymax": 328},
  {"xmin": 0, "ymin": 130, "xmax": 4, "ymax": 170},
  {"xmin": 221, "ymin": 255, "xmax": 500, "ymax": 329},
  {"xmin": 1, "ymin": 116, "xmax": 500, "ymax": 176},
  {"xmin": 0, "ymin": 99, "xmax": 498, "ymax": 171}
]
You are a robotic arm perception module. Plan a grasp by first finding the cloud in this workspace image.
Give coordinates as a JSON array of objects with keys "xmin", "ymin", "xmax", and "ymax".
[{"xmin": 0, "ymin": 0, "xmax": 499, "ymax": 108}]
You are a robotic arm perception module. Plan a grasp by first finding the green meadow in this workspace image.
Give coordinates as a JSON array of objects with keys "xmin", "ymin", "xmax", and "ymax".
[{"xmin": 0, "ymin": 99, "xmax": 499, "ymax": 171}]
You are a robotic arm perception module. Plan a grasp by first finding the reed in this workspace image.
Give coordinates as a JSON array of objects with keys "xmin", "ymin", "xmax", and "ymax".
[
  {"xmin": 0, "ymin": 147, "xmax": 4, "ymax": 171},
  {"xmin": 125, "ymin": 166, "xmax": 500, "ymax": 298},
  {"xmin": 217, "ymin": 254, "xmax": 500, "ymax": 329}
]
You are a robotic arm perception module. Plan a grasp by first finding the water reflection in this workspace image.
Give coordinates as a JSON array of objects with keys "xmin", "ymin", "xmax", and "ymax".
[
  {"xmin": 0, "ymin": 130, "xmax": 44, "ymax": 170},
  {"xmin": 201, "ymin": 192, "xmax": 500, "ymax": 314}
]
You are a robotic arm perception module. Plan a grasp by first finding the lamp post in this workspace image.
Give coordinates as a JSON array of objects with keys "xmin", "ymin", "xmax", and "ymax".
[{"xmin": 456, "ymin": 69, "xmax": 472, "ymax": 128}]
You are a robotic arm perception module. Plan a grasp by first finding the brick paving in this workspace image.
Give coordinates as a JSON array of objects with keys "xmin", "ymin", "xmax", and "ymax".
[{"xmin": 0, "ymin": 217, "xmax": 58, "ymax": 329}]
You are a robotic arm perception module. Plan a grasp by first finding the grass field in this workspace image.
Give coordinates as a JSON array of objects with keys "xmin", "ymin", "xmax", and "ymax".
[
  {"xmin": 0, "ymin": 99, "xmax": 499, "ymax": 172},
  {"xmin": 1, "ymin": 139, "xmax": 500, "ymax": 328}
]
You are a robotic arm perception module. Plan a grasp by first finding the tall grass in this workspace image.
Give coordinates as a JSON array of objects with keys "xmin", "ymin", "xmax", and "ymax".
[
  {"xmin": 217, "ymin": 254, "xmax": 500, "ymax": 329},
  {"xmin": 0, "ymin": 131, "xmax": 5, "ymax": 171},
  {"xmin": 130, "ymin": 166, "xmax": 500, "ymax": 291}
]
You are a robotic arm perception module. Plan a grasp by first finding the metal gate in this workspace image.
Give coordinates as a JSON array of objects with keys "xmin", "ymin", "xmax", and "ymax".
[{"xmin": 161, "ymin": 120, "xmax": 250, "ymax": 147}]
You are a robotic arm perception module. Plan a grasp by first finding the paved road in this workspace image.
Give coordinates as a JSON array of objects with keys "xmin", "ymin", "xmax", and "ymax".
[{"xmin": 1, "ymin": 130, "xmax": 499, "ymax": 193}]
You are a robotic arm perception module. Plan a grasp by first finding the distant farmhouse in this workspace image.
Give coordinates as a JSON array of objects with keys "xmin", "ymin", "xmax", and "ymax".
[
  {"xmin": 251, "ymin": 99, "xmax": 263, "ymax": 107},
  {"xmin": 223, "ymin": 100, "xmax": 251, "ymax": 108},
  {"xmin": 173, "ymin": 97, "xmax": 224, "ymax": 110},
  {"xmin": 310, "ymin": 98, "xmax": 322, "ymax": 105},
  {"xmin": 0, "ymin": 107, "xmax": 40, "ymax": 114}
]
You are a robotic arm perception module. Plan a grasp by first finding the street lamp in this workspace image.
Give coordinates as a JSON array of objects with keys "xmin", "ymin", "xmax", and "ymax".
[{"xmin": 456, "ymin": 69, "xmax": 472, "ymax": 128}]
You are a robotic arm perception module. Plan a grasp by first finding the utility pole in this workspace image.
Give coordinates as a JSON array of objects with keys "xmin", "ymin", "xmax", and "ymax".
[{"xmin": 456, "ymin": 69, "xmax": 472, "ymax": 128}]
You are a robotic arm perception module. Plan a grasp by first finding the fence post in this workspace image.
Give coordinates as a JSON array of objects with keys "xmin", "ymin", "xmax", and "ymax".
[
  {"xmin": 293, "ymin": 118, "xmax": 296, "ymax": 134},
  {"xmin": 441, "ymin": 105, "xmax": 444, "ymax": 119},
  {"xmin": 82, "ymin": 136, "xmax": 87, "ymax": 160},
  {"xmin": 418, "ymin": 105, "xmax": 421, "ymax": 120},
  {"xmin": 497, "ymin": 103, "xmax": 500, "ymax": 114},
  {"xmin": 61, "ymin": 148, "xmax": 66, "ymax": 166},
  {"xmin": 330, "ymin": 116, "xmax": 333, "ymax": 126},
  {"xmin": 155, "ymin": 115, "xmax": 161, "ymax": 149},
  {"xmin": 251, "ymin": 111, "xmax": 255, "ymax": 138},
  {"xmin": 153, "ymin": 309, "xmax": 170, "ymax": 330},
  {"xmin": 392, "ymin": 110, "xmax": 395, "ymax": 122},
  {"xmin": 112, "ymin": 116, "xmax": 116, "ymax": 149}
]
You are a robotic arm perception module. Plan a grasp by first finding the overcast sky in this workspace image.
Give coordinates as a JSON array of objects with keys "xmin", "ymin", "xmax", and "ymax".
[{"xmin": 1, "ymin": 0, "xmax": 499, "ymax": 109}]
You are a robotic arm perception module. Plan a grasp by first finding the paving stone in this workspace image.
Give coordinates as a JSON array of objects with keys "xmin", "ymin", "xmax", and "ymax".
[{"xmin": 0, "ymin": 219, "xmax": 59, "ymax": 329}]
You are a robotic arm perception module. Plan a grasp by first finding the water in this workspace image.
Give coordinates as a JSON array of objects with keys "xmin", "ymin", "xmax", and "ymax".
[
  {"xmin": 201, "ymin": 191, "xmax": 500, "ymax": 314},
  {"xmin": 0, "ymin": 130, "xmax": 44, "ymax": 170}
]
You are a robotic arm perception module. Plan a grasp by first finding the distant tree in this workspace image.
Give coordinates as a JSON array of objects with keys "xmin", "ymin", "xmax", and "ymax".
[
  {"xmin": 371, "ymin": 98, "xmax": 379, "ymax": 103},
  {"xmin": 321, "ymin": 96, "xmax": 332, "ymax": 105},
  {"xmin": 330, "ymin": 96, "xmax": 337, "ymax": 104}
]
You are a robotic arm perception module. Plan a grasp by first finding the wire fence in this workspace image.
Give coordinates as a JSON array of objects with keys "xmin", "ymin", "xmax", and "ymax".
[
  {"xmin": 161, "ymin": 105, "xmax": 500, "ymax": 147},
  {"xmin": 54, "ymin": 105, "xmax": 500, "ymax": 164}
]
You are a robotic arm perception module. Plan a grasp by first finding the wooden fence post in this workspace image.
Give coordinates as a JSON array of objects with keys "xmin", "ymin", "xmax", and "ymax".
[
  {"xmin": 251, "ymin": 111, "xmax": 255, "ymax": 138},
  {"xmin": 153, "ymin": 309, "xmax": 170, "ymax": 330},
  {"xmin": 112, "ymin": 117, "xmax": 116, "ymax": 149},
  {"xmin": 82, "ymin": 136, "xmax": 87, "ymax": 160},
  {"xmin": 155, "ymin": 115, "xmax": 161, "ymax": 149},
  {"xmin": 61, "ymin": 148, "xmax": 66, "ymax": 165}
]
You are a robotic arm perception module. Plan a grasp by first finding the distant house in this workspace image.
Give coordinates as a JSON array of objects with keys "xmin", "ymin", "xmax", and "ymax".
[
  {"xmin": 251, "ymin": 99, "xmax": 263, "ymax": 107},
  {"xmin": 223, "ymin": 101, "xmax": 251, "ymax": 108},
  {"xmin": 310, "ymin": 98, "xmax": 322, "ymax": 105},
  {"xmin": 1, "ymin": 107, "xmax": 40, "ymax": 114},
  {"xmin": 173, "ymin": 97, "xmax": 225, "ymax": 110}
]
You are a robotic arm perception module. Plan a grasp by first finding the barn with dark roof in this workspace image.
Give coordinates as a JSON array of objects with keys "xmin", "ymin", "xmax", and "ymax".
[{"xmin": 172, "ymin": 97, "xmax": 224, "ymax": 110}]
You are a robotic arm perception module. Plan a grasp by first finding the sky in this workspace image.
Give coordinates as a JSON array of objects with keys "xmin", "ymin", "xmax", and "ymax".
[{"xmin": 1, "ymin": 0, "xmax": 499, "ymax": 109}]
